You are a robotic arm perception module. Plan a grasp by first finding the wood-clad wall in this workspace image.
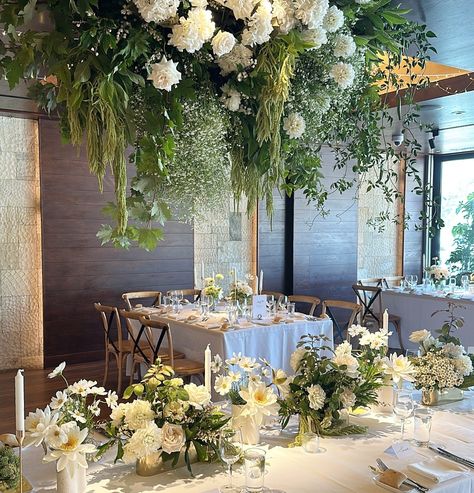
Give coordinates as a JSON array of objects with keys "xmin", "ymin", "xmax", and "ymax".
[{"xmin": 39, "ymin": 119, "xmax": 194, "ymax": 367}]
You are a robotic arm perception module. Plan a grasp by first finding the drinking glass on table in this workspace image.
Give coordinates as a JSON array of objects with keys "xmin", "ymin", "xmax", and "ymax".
[
  {"xmin": 244, "ymin": 448, "xmax": 266, "ymax": 493},
  {"xmin": 287, "ymin": 302, "xmax": 296, "ymax": 317},
  {"xmin": 219, "ymin": 429, "xmax": 243, "ymax": 493},
  {"xmin": 461, "ymin": 275, "xmax": 470, "ymax": 292},
  {"xmin": 449, "ymin": 276, "xmax": 457, "ymax": 293},
  {"xmin": 393, "ymin": 389, "xmax": 414, "ymax": 441},
  {"xmin": 162, "ymin": 295, "xmax": 172, "ymax": 310},
  {"xmin": 227, "ymin": 306, "xmax": 238, "ymax": 329},
  {"xmin": 414, "ymin": 408, "xmax": 432, "ymax": 447},
  {"xmin": 266, "ymin": 296, "xmax": 276, "ymax": 317},
  {"xmin": 278, "ymin": 295, "xmax": 288, "ymax": 312},
  {"xmin": 408, "ymin": 275, "xmax": 418, "ymax": 290}
]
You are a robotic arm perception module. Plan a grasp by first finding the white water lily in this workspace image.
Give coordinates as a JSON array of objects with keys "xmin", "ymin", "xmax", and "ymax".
[
  {"xmin": 212, "ymin": 30, "xmax": 237, "ymax": 57},
  {"xmin": 25, "ymin": 406, "xmax": 59, "ymax": 447},
  {"xmin": 239, "ymin": 381, "xmax": 279, "ymax": 417},
  {"xmin": 148, "ymin": 57, "xmax": 181, "ymax": 92},
  {"xmin": 48, "ymin": 362, "xmax": 66, "ymax": 379},
  {"xmin": 184, "ymin": 383, "xmax": 211, "ymax": 409},
  {"xmin": 382, "ymin": 353, "xmax": 416, "ymax": 384},
  {"xmin": 45, "ymin": 424, "xmax": 68, "ymax": 449},
  {"xmin": 50, "ymin": 390, "xmax": 68, "ymax": 410},
  {"xmin": 43, "ymin": 422, "xmax": 96, "ymax": 473},
  {"xmin": 307, "ymin": 384, "xmax": 326, "ymax": 411}
]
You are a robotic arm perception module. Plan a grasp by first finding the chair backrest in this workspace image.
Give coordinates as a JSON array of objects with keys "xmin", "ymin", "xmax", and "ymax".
[
  {"xmin": 358, "ymin": 277, "xmax": 383, "ymax": 287},
  {"xmin": 138, "ymin": 316, "xmax": 174, "ymax": 367},
  {"xmin": 321, "ymin": 300, "xmax": 361, "ymax": 343},
  {"xmin": 94, "ymin": 303, "xmax": 124, "ymax": 352},
  {"xmin": 261, "ymin": 290, "xmax": 284, "ymax": 300},
  {"xmin": 352, "ymin": 284, "xmax": 383, "ymax": 325},
  {"xmin": 122, "ymin": 291, "xmax": 162, "ymax": 310},
  {"xmin": 120, "ymin": 309, "xmax": 156, "ymax": 364},
  {"xmin": 383, "ymin": 276, "xmax": 404, "ymax": 288},
  {"xmin": 167, "ymin": 289, "xmax": 201, "ymax": 302},
  {"xmin": 288, "ymin": 295, "xmax": 321, "ymax": 316}
]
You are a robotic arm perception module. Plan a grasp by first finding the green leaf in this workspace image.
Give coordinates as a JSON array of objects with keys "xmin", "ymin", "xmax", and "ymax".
[
  {"xmin": 74, "ymin": 60, "xmax": 91, "ymax": 84},
  {"xmin": 137, "ymin": 228, "xmax": 164, "ymax": 251},
  {"xmin": 123, "ymin": 385, "xmax": 134, "ymax": 399}
]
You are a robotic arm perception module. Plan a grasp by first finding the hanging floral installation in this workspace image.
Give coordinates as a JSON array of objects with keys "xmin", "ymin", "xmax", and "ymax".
[{"xmin": 0, "ymin": 0, "xmax": 435, "ymax": 249}]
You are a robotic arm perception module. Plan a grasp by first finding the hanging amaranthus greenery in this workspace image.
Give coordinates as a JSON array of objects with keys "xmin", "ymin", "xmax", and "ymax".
[{"xmin": 0, "ymin": 0, "xmax": 436, "ymax": 249}]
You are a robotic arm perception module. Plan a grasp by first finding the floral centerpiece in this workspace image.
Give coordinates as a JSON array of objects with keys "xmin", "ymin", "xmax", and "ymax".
[
  {"xmin": 211, "ymin": 353, "xmax": 284, "ymax": 444},
  {"xmin": 279, "ymin": 335, "xmax": 381, "ymax": 439},
  {"xmin": 228, "ymin": 276, "xmax": 254, "ymax": 304},
  {"xmin": 425, "ymin": 258, "xmax": 450, "ymax": 287},
  {"xmin": 202, "ymin": 273, "xmax": 224, "ymax": 308},
  {"xmin": 0, "ymin": 1, "xmax": 435, "ymax": 250},
  {"xmin": 23, "ymin": 362, "xmax": 116, "ymax": 493},
  {"xmin": 348, "ymin": 324, "xmax": 415, "ymax": 412},
  {"xmin": 409, "ymin": 304, "xmax": 474, "ymax": 405},
  {"xmin": 101, "ymin": 359, "xmax": 228, "ymax": 475}
]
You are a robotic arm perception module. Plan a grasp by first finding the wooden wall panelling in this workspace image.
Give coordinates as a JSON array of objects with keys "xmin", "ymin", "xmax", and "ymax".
[{"xmin": 39, "ymin": 118, "xmax": 194, "ymax": 367}]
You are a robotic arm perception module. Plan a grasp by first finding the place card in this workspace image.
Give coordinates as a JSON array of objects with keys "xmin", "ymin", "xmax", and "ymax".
[
  {"xmin": 384, "ymin": 441, "xmax": 415, "ymax": 460},
  {"xmin": 252, "ymin": 295, "xmax": 267, "ymax": 320}
]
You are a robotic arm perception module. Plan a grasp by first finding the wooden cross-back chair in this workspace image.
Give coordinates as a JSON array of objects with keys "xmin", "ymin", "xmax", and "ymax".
[
  {"xmin": 136, "ymin": 316, "xmax": 205, "ymax": 380},
  {"xmin": 94, "ymin": 303, "xmax": 138, "ymax": 394},
  {"xmin": 122, "ymin": 291, "xmax": 162, "ymax": 311},
  {"xmin": 358, "ymin": 277, "xmax": 384, "ymax": 287},
  {"xmin": 382, "ymin": 276, "xmax": 404, "ymax": 288},
  {"xmin": 288, "ymin": 295, "xmax": 321, "ymax": 316},
  {"xmin": 352, "ymin": 283, "xmax": 405, "ymax": 352},
  {"xmin": 320, "ymin": 300, "xmax": 361, "ymax": 344},
  {"xmin": 261, "ymin": 290, "xmax": 285, "ymax": 300}
]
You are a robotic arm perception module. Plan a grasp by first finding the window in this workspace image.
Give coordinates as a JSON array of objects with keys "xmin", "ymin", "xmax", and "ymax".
[{"xmin": 432, "ymin": 154, "xmax": 474, "ymax": 273}]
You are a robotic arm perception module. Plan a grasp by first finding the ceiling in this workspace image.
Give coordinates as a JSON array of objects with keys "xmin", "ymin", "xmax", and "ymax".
[{"xmin": 391, "ymin": 0, "xmax": 474, "ymax": 153}]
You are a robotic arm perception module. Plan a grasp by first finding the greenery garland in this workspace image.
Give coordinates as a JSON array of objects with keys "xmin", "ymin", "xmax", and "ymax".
[{"xmin": 0, "ymin": 0, "xmax": 436, "ymax": 249}]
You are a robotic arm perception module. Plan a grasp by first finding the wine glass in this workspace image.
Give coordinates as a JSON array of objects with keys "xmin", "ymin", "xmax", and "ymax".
[
  {"xmin": 219, "ymin": 429, "xmax": 243, "ymax": 493},
  {"xmin": 449, "ymin": 276, "xmax": 457, "ymax": 293},
  {"xmin": 408, "ymin": 275, "xmax": 418, "ymax": 290},
  {"xmin": 176, "ymin": 290, "xmax": 184, "ymax": 303},
  {"xmin": 393, "ymin": 389, "xmax": 414, "ymax": 441},
  {"xmin": 278, "ymin": 295, "xmax": 288, "ymax": 312},
  {"xmin": 461, "ymin": 275, "xmax": 469, "ymax": 292}
]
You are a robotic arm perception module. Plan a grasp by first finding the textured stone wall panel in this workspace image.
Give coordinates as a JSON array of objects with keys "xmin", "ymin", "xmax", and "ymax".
[{"xmin": 0, "ymin": 116, "xmax": 43, "ymax": 370}]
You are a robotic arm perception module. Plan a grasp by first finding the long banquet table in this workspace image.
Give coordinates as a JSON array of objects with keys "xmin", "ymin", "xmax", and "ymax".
[
  {"xmin": 131, "ymin": 306, "xmax": 334, "ymax": 374},
  {"xmin": 23, "ymin": 391, "xmax": 474, "ymax": 492},
  {"xmin": 383, "ymin": 289, "xmax": 474, "ymax": 352}
]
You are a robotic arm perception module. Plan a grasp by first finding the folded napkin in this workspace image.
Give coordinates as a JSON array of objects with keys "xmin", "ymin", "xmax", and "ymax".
[
  {"xmin": 196, "ymin": 321, "xmax": 222, "ymax": 330},
  {"xmin": 407, "ymin": 456, "xmax": 469, "ymax": 483},
  {"xmin": 236, "ymin": 321, "xmax": 255, "ymax": 329}
]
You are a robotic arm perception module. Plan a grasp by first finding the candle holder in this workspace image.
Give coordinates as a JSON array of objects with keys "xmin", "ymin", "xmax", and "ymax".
[{"xmin": 15, "ymin": 431, "xmax": 24, "ymax": 493}]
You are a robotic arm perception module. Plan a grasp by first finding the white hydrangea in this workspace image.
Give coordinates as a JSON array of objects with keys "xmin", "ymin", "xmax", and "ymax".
[
  {"xmin": 301, "ymin": 27, "xmax": 328, "ymax": 50},
  {"xmin": 322, "ymin": 5, "xmax": 344, "ymax": 32},
  {"xmin": 329, "ymin": 62, "xmax": 355, "ymax": 89},
  {"xmin": 294, "ymin": 0, "xmax": 329, "ymax": 29},
  {"xmin": 307, "ymin": 384, "xmax": 326, "ymax": 411},
  {"xmin": 241, "ymin": 0, "xmax": 273, "ymax": 46},
  {"xmin": 217, "ymin": 43, "xmax": 254, "ymax": 75},
  {"xmin": 133, "ymin": 0, "xmax": 179, "ymax": 24},
  {"xmin": 221, "ymin": 83, "xmax": 241, "ymax": 111},
  {"xmin": 212, "ymin": 30, "xmax": 237, "ymax": 57},
  {"xmin": 283, "ymin": 112, "xmax": 306, "ymax": 139},
  {"xmin": 442, "ymin": 342, "xmax": 464, "ymax": 359},
  {"xmin": 333, "ymin": 33, "xmax": 356, "ymax": 58},
  {"xmin": 273, "ymin": 0, "xmax": 297, "ymax": 34},
  {"xmin": 453, "ymin": 355, "xmax": 473, "ymax": 376},
  {"xmin": 148, "ymin": 57, "xmax": 181, "ymax": 91},
  {"xmin": 123, "ymin": 422, "xmax": 162, "ymax": 464},
  {"xmin": 221, "ymin": 0, "xmax": 259, "ymax": 20},
  {"xmin": 169, "ymin": 8, "xmax": 216, "ymax": 53}
]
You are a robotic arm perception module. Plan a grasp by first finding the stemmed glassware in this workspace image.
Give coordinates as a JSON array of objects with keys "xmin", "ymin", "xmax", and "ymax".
[
  {"xmin": 449, "ymin": 276, "xmax": 457, "ymax": 293},
  {"xmin": 393, "ymin": 389, "xmax": 414, "ymax": 441},
  {"xmin": 266, "ymin": 295, "xmax": 276, "ymax": 318},
  {"xmin": 278, "ymin": 295, "xmax": 288, "ymax": 313},
  {"xmin": 219, "ymin": 429, "xmax": 243, "ymax": 493},
  {"xmin": 461, "ymin": 275, "xmax": 470, "ymax": 292},
  {"xmin": 407, "ymin": 275, "xmax": 418, "ymax": 290}
]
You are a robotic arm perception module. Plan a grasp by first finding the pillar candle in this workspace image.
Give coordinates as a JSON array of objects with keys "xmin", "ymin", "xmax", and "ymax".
[
  {"xmin": 383, "ymin": 309, "xmax": 389, "ymax": 331},
  {"xmin": 15, "ymin": 369, "xmax": 24, "ymax": 432},
  {"xmin": 204, "ymin": 344, "xmax": 211, "ymax": 393}
]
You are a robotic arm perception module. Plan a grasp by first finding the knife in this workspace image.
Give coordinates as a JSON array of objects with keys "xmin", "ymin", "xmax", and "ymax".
[{"xmin": 428, "ymin": 445, "xmax": 474, "ymax": 469}]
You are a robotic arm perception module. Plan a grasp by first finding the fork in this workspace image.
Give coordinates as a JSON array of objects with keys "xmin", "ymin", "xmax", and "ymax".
[{"xmin": 376, "ymin": 458, "xmax": 429, "ymax": 492}]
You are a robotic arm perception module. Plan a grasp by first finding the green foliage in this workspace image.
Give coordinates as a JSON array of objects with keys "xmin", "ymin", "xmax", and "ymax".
[
  {"xmin": 0, "ymin": 446, "xmax": 20, "ymax": 490},
  {"xmin": 432, "ymin": 302, "xmax": 465, "ymax": 346},
  {"xmin": 448, "ymin": 192, "xmax": 474, "ymax": 273}
]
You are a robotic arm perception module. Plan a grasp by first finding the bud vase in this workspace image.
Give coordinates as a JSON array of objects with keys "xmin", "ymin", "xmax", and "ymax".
[
  {"xmin": 56, "ymin": 464, "xmax": 87, "ymax": 493},
  {"xmin": 231, "ymin": 405, "xmax": 260, "ymax": 445},
  {"xmin": 371, "ymin": 385, "xmax": 394, "ymax": 414}
]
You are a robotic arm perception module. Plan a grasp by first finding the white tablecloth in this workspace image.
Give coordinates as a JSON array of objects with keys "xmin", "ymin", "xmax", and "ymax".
[
  {"xmin": 383, "ymin": 290, "xmax": 474, "ymax": 352},
  {"xmin": 131, "ymin": 307, "xmax": 334, "ymax": 374},
  {"xmin": 23, "ymin": 392, "xmax": 474, "ymax": 492}
]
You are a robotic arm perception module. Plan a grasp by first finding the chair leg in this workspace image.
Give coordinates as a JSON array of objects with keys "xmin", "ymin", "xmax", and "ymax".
[
  {"xmin": 117, "ymin": 353, "xmax": 123, "ymax": 395},
  {"xmin": 130, "ymin": 361, "xmax": 137, "ymax": 385},
  {"xmin": 103, "ymin": 349, "xmax": 110, "ymax": 387}
]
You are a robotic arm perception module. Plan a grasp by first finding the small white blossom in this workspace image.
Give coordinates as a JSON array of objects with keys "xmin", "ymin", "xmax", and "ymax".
[
  {"xmin": 333, "ymin": 34, "xmax": 356, "ymax": 59},
  {"xmin": 48, "ymin": 362, "xmax": 66, "ymax": 379},
  {"xmin": 221, "ymin": 83, "xmax": 241, "ymax": 111},
  {"xmin": 212, "ymin": 31, "xmax": 237, "ymax": 57},
  {"xmin": 133, "ymin": 0, "xmax": 179, "ymax": 24},
  {"xmin": 294, "ymin": 0, "xmax": 329, "ymax": 29},
  {"xmin": 217, "ymin": 44, "xmax": 253, "ymax": 75},
  {"xmin": 307, "ymin": 384, "xmax": 326, "ymax": 410}
]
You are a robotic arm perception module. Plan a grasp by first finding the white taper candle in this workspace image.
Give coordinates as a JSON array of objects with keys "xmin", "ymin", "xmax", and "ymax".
[
  {"xmin": 383, "ymin": 309, "xmax": 389, "ymax": 331},
  {"xmin": 15, "ymin": 369, "xmax": 24, "ymax": 432},
  {"xmin": 259, "ymin": 270, "xmax": 263, "ymax": 294},
  {"xmin": 204, "ymin": 344, "xmax": 211, "ymax": 392}
]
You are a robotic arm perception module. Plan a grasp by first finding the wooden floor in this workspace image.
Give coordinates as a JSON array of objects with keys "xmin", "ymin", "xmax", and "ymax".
[{"xmin": 0, "ymin": 360, "xmax": 118, "ymax": 435}]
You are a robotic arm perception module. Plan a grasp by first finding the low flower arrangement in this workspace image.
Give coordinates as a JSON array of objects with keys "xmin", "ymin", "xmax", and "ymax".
[
  {"xmin": 202, "ymin": 274, "xmax": 224, "ymax": 305},
  {"xmin": 100, "ymin": 359, "xmax": 229, "ymax": 474},
  {"xmin": 23, "ymin": 362, "xmax": 116, "ymax": 476},
  {"xmin": 410, "ymin": 304, "xmax": 474, "ymax": 394},
  {"xmin": 425, "ymin": 258, "xmax": 450, "ymax": 285},
  {"xmin": 211, "ymin": 353, "xmax": 286, "ymax": 444},
  {"xmin": 279, "ymin": 335, "xmax": 382, "ymax": 439},
  {"xmin": 228, "ymin": 277, "xmax": 254, "ymax": 304}
]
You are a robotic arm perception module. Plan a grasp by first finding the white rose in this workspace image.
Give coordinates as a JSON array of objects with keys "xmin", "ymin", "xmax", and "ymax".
[
  {"xmin": 212, "ymin": 31, "xmax": 237, "ymax": 57},
  {"xmin": 148, "ymin": 57, "xmax": 181, "ymax": 92},
  {"xmin": 409, "ymin": 329, "xmax": 431, "ymax": 344},
  {"xmin": 307, "ymin": 384, "xmax": 326, "ymax": 411},
  {"xmin": 133, "ymin": 0, "xmax": 179, "ymax": 24},
  {"xmin": 161, "ymin": 422, "xmax": 185, "ymax": 454},
  {"xmin": 340, "ymin": 388, "xmax": 356, "ymax": 409},
  {"xmin": 184, "ymin": 383, "xmax": 211, "ymax": 410}
]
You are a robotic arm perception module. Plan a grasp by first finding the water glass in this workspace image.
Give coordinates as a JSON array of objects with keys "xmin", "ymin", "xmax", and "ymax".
[
  {"xmin": 244, "ymin": 448, "xmax": 266, "ymax": 492},
  {"xmin": 200, "ymin": 302, "xmax": 209, "ymax": 317},
  {"xmin": 287, "ymin": 302, "xmax": 296, "ymax": 317},
  {"xmin": 278, "ymin": 295, "xmax": 288, "ymax": 312},
  {"xmin": 162, "ymin": 295, "xmax": 172, "ymax": 310},
  {"xmin": 227, "ymin": 306, "xmax": 238, "ymax": 329},
  {"xmin": 301, "ymin": 432, "xmax": 325, "ymax": 454},
  {"xmin": 266, "ymin": 299, "xmax": 276, "ymax": 318},
  {"xmin": 172, "ymin": 299, "xmax": 181, "ymax": 314},
  {"xmin": 393, "ymin": 389, "xmax": 414, "ymax": 441},
  {"xmin": 449, "ymin": 276, "xmax": 457, "ymax": 293},
  {"xmin": 414, "ymin": 408, "xmax": 432, "ymax": 447},
  {"xmin": 408, "ymin": 275, "xmax": 418, "ymax": 290},
  {"xmin": 461, "ymin": 275, "xmax": 469, "ymax": 292}
]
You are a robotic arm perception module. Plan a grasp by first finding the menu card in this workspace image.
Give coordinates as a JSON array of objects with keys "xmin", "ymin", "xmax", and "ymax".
[{"xmin": 252, "ymin": 295, "xmax": 267, "ymax": 320}]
